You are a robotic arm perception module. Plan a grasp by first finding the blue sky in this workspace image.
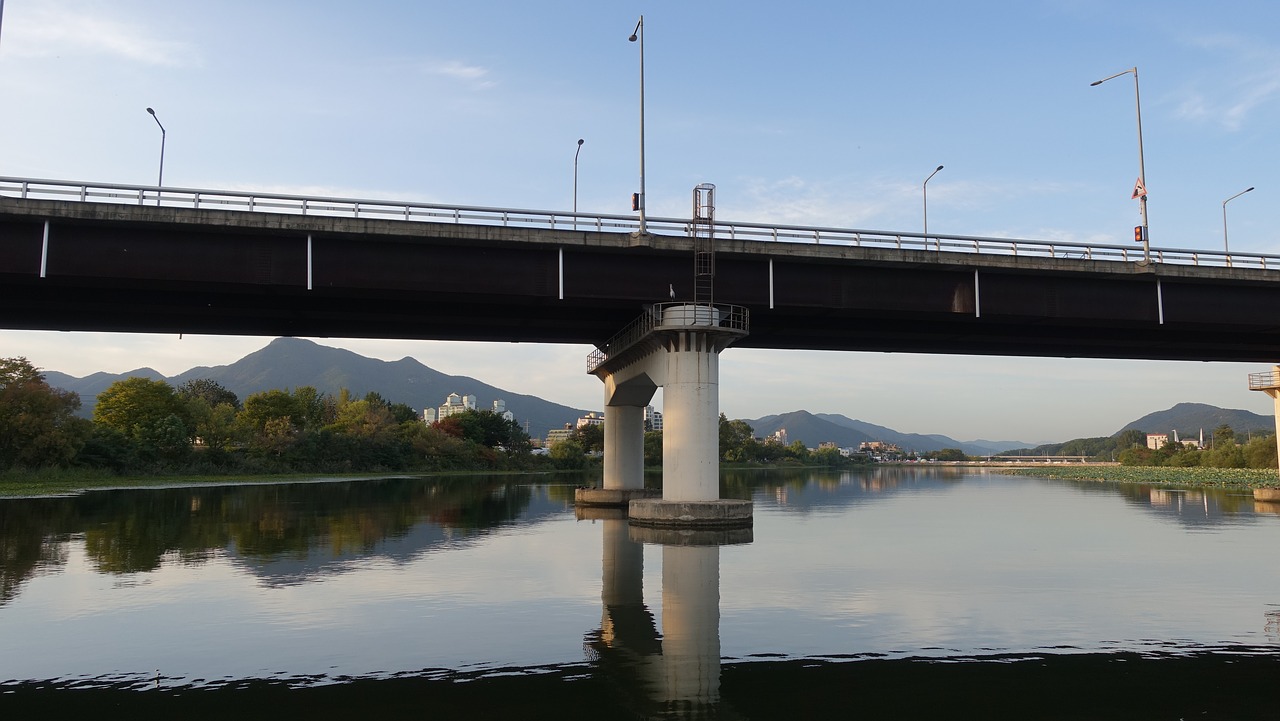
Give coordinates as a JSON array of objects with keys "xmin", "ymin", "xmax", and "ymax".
[{"xmin": 2, "ymin": 0, "xmax": 1279, "ymax": 443}]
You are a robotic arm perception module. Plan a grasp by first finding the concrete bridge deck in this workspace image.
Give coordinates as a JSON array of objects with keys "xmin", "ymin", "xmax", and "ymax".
[{"xmin": 3, "ymin": 178, "xmax": 1280, "ymax": 362}]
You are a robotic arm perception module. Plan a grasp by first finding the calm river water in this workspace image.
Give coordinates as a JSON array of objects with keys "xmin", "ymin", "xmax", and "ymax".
[{"xmin": 3, "ymin": 467, "xmax": 1280, "ymax": 719}]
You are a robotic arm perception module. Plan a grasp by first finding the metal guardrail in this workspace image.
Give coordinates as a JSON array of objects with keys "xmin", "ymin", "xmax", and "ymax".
[
  {"xmin": 4, "ymin": 176, "xmax": 1279, "ymax": 271},
  {"xmin": 587, "ymin": 303, "xmax": 750, "ymax": 373},
  {"xmin": 1249, "ymin": 370, "xmax": 1280, "ymax": 391}
]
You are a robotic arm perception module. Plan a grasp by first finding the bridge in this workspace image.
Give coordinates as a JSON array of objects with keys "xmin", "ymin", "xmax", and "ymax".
[
  {"xmin": 4, "ymin": 177, "xmax": 1280, "ymax": 362},
  {"xmin": 5, "ymin": 177, "xmax": 1280, "ymax": 522}
]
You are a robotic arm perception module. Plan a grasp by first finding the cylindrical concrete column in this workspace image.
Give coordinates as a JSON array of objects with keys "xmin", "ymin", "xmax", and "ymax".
[
  {"xmin": 603, "ymin": 403, "xmax": 645, "ymax": 491},
  {"xmin": 662, "ymin": 332, "xmax": 720, "ymax": 502}
]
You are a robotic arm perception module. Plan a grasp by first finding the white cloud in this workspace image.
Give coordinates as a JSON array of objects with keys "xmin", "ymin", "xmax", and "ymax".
[
  {"xmin": 1175, "ymin": 33, "xmax": 1280, "ymax": 131},
  {"xmin": 422, "ymin": 59, "xmax": 496, "ymax": 89},
  {"xmin": 7, "ymin": 4, "xmax": 200, "ymax": 67}
]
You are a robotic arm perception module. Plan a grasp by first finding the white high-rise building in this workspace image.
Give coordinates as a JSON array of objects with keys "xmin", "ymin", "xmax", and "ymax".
[
  {"xmin": 644, "ymin": 405, "xmax": 663, "ymax": 431},
  {"xmin": 492, "ymin": 399, "xmax": 515, "ymax": 422},
  {"xmin": 437, "ymin": 393, "xmax": 477, "ymax": 420}
]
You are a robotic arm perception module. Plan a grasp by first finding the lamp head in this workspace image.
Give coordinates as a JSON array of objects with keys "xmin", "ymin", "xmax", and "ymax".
[
  {"xmin": 629, "ymin": 33, "xmax": 637, "ymax": 42},
  {"xmin": 578, "ymin": 138, "xmax": 584, "ymax": 146},
  {"xmin": 936, "ymin": 165, "xmax": 944, "ymax": 171},
  {"xmin": 1089, "ymin": 80, "xmax": 1102, "ymax": 87},
  {"xmin": 146, "ymin": 107, "xmax": 156, "ymax": 115}
]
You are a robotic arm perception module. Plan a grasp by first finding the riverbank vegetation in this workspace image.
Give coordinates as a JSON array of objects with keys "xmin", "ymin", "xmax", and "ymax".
[
  {"xmin": 999, "ymin": 426, "xmax": 1278, "ymax": 470},
  {"xmin": 2, "ymin": 359, "xmax": 864, "ymax": 492},
  {"xmin": 1, "ymin": 357, "xmax": 557, "ymax": 482},
  {"xmin": 1006, "ymin": 464, "xmax": 1280, "ymax": 488}
]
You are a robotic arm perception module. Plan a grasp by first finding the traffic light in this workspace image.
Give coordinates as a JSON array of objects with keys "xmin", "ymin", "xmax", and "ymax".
[
  {"xmin": 631, "ymin": 193, "xmax": 640, "ymax": 211},
  {"xmin": 1133, "ymin": 225, "xmax": 1146, "ymax": 244}
]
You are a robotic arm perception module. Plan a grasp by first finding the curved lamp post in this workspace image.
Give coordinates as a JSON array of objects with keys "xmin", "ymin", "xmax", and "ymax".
[
  {"xmin": 1222, "ymin": 186, "xmax": 1254, "ymax": 264},
  {"xmin": 923, "ymin": 165, "xmax": 943, "ymax": 250},
  {"xmin": 628, "ymin": 15, "xmax": 646, "ymax": 235},
  {"xmin": 1090, "ymin": 67, "xmax": 1148, "ymax": 264},
  {"xmin": 574, "ymin": 138, "xmax": 584, "ymax": 227},
  {"xmin": 146, "ymin": 107, "xmax": 166, "ymax": 205}
]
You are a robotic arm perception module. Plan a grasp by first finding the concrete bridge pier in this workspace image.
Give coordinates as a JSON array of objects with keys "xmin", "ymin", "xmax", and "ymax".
[
  {"xmin": 577, "ymin": 376, "xmax": 660, "ymax": 507},
  {"xmin": 1248, "ymin": 364, "xmax": 1280, "ymax": 486},
  {"xmin": 577, "ymin": 303, "xmax": 752, "ymax": 528}
]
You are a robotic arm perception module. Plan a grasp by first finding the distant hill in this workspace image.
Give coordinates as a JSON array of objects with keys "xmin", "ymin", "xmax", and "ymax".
[
  {"xmin": 743, "ymin": 410, "xmax": 1029, "ymax": 455},
  {"xmin": 44, "ymin": 338, "xmax": 589, "ymax": 438},
  {"xmin": 44, "ymin": 368, "xmax": 166, "ymax": 412},
  {"xmin": 39, "ymin": 340, "xmax": 1273, "ymax": 452},
  {"xmin": 1117, "ymin": 402, "xmax": 1273, "ymax": 440}
]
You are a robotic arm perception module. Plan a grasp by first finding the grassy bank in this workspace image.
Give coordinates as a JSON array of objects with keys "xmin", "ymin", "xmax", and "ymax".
[
  {"xmin": 0, "ymin": 467, "xmax": 572, "ymax": 498},
  {"xmin": 1004, "ymin": 465, "xmax": 1280, "ymax": 489}
]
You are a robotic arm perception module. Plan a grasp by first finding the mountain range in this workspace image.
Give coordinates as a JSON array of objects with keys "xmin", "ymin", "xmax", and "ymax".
[
  {"xmin": 44, "ymin": 337, "xmax": 588, "ymax": 439},
  {"xmin": 38, "ymin": 337, "xmax": 1274, "ymax": 452},
  {"xmin": 745, "ymin": 411, "xmax": 1035, "ymax": 455},
  {"xmin": 1117, "ymin": 402, "xmax": 1273, "ymax": 441}
]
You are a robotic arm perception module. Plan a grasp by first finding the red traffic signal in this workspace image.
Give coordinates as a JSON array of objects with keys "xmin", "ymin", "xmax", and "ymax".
[
  {"xmin": 1133, "ymin": 225, "xmax": 1146, "ymax": 244},
  {"xmin": 631, "ymin": 193, "xmax": 640, "ymax": 211}
]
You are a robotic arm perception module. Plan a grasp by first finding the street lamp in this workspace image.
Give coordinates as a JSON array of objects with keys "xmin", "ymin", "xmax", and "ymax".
[
  {"xmin": 1091, "ymin": 67, "xmax": 1149, "ymax": 264},
  {"xmin": 145, "ymin": 107, "xmax": 166, "ymax": 205},
  {"xmin": 1222, "ymin": 186, "xmax": 1254, "ymax": 262},
  {"xmin": 628, "ymin": 15, "xmax": 646, "ymax": 235},
  {"xmin": 923, "ymin": 165, "xmax": 943, "ymax": 250},
  {"xmin": 574, "ymin": 138, "xmax": 584, "ymax": 228}
]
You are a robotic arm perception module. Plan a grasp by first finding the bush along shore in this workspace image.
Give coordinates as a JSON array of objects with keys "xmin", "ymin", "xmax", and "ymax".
[{"xmin": 1004, "ymin": 465, "xmax": 1280, "ymax": 489}]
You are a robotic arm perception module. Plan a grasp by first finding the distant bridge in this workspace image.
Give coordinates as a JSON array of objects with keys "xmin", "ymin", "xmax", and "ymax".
[{"xmin": 3, "ymin": 177, "xmax": 1280, "ymax": 363}]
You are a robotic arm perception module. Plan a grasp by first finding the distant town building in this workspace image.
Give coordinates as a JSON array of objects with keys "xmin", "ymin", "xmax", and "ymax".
[
  {"xmin": 769, "ymin": 428, "xmax": 789, "ymax": 445},
  {"xmin": 1146, "ymin": 433, "xmax": 1169, "ymax": 450},
  {"xmin": 547, "ymin": 423, "xmax": 575, "ymax": 446},
  {"xmin": 491, "ymin": 399, "xmax": 515, "ymax": 422},
  {"xmin": 576, "ymin": 412, "xmax": 604, "ymax": 429},
  {"xmin": 424, "ymin": 392, "xmax": 492, "ymax": 424},
  {"xmin": 645, "ymin": 405, "xmax": 663, "ymax": 432}
]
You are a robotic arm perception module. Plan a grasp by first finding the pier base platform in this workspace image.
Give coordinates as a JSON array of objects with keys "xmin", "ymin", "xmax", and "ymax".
[
  {"xmin": 628, "ymin": 498, "xmax": 753, "ymax": 528},
  {"xmin": 574, "ymin": 487, "xmax": 660, "ymax": 507}
]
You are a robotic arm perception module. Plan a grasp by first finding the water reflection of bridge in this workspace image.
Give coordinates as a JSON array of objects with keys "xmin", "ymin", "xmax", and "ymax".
[{"xmin": 580, "ymin": 506, "xmax": 749, "ymax": 719}]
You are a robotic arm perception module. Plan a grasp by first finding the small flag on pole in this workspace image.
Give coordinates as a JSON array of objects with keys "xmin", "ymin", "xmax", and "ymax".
[{"xmin": 1132, "ymin": 177, "xmax": 1147, "ymax": 199}]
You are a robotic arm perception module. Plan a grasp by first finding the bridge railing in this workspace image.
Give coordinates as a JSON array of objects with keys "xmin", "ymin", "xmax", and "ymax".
[
  {"xmin": 586, "ymin": 303, "xmax": 750, "ymax": 373},
  {"xmin": 4, "ymin": 176, "xmax": 1278, "ymax": 271}
]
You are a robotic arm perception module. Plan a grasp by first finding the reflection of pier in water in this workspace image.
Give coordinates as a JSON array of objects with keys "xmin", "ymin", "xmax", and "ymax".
[{"xmin": 580, "ymin": 506, "xmax": 749, "ymax": 719}]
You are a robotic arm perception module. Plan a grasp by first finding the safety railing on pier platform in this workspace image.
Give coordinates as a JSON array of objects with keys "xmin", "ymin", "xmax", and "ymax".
[
  {"xmin": 4, "ymin": 176, "xmax": 1279, "ymax": 271},
  {"xmin": 587, "ymin": 303, "xmax": 750, "ymax": 373},
  {"xmin": 1248, "ymin": 369, "xmax": 1280, "ymax": 392}
]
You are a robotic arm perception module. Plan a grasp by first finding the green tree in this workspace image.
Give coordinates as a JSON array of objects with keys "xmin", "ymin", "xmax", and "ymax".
[
  {"xmin": 293, "ymin": 386, "xmax": 331, "ymax": 429},
  {"xmin": 719, "ymin": 415, "xmax": 756, "ymax": 462},
  {"xmin": 186, "ymin": 397, "xmax": 239, "ymax": 451},
  {"xmin": 176, "ymin": 378, "xmax": 240, "ymax": 410},
  {"xmin": 1244, "ymin": 434, "xmax": 1278, "ymax": 469},
  {"xmin": 239, "ymin": 389, "xmax": 303, "ymax": 434},
  {"xmin": 435, "ymin": 409, "xmax": 531, "ymax": 452},
  {"xmin": 94, "ymin": 377, "xmax": 191, "ymax": 443},
  {"xmin": 328, "ymin": 399, "xmax": 397, "ymax": 442},
  {"xmin": 1212, "ymin": 424, "xmax": 1236, "ymax": 448},
  {"xmin": 572, "ymin": 422, "xmax": 604, "ymax": 454},
  {"xmin": 549, "ymin": 438, "xmax": 586, "ymax": 469},
  {"xmin": 812, "ymin": 445, "xmax": 846, "ymax": 466},
  {"xmin": 0, "ymin": 357, "xmax": 92, "ymax": 468},
  {"xmin": 644, "ymin": 430, "xmax": 663, "ymax": 467}
]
